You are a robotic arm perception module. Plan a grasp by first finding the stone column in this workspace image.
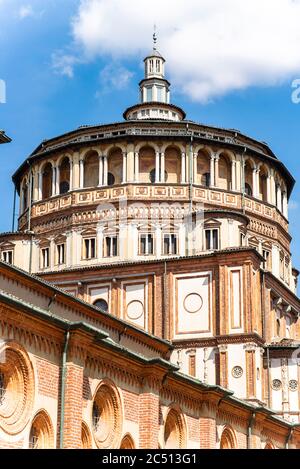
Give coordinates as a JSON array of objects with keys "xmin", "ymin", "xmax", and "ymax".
[
  {"xmin": 231, "ymin": 160, "xmax": 236, "ymax": 191},
  {"xmin": 210, "ymin": 155, "xmax": 215, "ymax": 187},
  {"xmin": 122, "ymin": 151, "xmax": 127, "ymax": 184},
  {"xmin": 277, "ymin": 185, "xmax": 282, "ymax": 211},
  {"xmin": 51, "ymin": 166, "xmax": 56, "ymax": 196},
  {"xmin": 214, "ymin": 156, "xmax": 219, "ymax": 188},
  {"xmin": 79, "ymin": 159, "xmax": 84, "ymax": 189},
  {"xmin": 38, "ymin": 170, "xmax": 43, "ymax": 201},
  {"xmin": 98, "ymin": 155, "xmax": 103, "ymax": 187},
  {"xmin": 283, "ymin": 192, "xmax": 288, "ymax": 218},
  {"xmin": 252, "ymin": 167, "xmax": 257, "ymax": 198},
  {"xmin": 134, "ymin": 151, "xmax": 139, "ymax": 182},
  {"xmin": 193, "ymin": 152, "xmax": 198, "ymax": 184},
  {"xmin": 69, "ymin": 161, "xmax": 73, "ymax": 192},
  {"xmin": 155, "ymin": 151, "xmax": 160, "ymax": 183},
  {"xmin": 103, "ymin": 155, "xmax": 108, "ymax": 186},
  {"xmin": 181, "ymin": 152, "xmax": 186, "ymax": 183},
  {"xmin": 256, "ymin": 168, "xmax": 260, "ymax": 198},
  {"xmin": 266, "ymin": 175, "xmax": 271, "ymax": 204},
  {"xmin": 160, "ymin": 152, "xmax": 165, "ymax": 183},
  {"xmin": 55, "ymin": 164, "xmax": 60, "ymax": 195}
]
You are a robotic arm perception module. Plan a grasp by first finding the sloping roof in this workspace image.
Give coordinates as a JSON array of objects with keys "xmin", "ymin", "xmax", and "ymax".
[{"xmin": 0, "ymin": 130, "xmax": 11, "ymax": 144}]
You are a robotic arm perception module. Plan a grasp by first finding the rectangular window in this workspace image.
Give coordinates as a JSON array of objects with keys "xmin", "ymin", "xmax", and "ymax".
[
  {"xmin": 146, "ymin": 87, "xmax": 152, "ymax": 102},
  {"xmin": 2, "ymin": 250, "xmax": 13, "ymax": 264},
  {"xmin": 41, "ymin": 247, "xmax": 50, "ymax": 268},
  {"xmin": 57, "ymin": 243, "xmax": 65, "ymax": 265},
  {"xmin": 205, "ymin": 229, "xmax": 219, "ymax": 251},
  {"xmin": 163, "ymin": 234, "xmax": 178, "ymax": 255},
  {"xmin": 84, "ymin": 238, "xmax": 96, "ymax": 260},
  {"xmin": 156, "ymin": 59, "xmax": 161, "ymax": 73},
  {"xmin": 189, "ymin": 354, "xmax": 196, "ymax": 377},
  {"xmin": 104, "ymin": 236, "xmax": 118, "ymax": 257},
  {"xmin": 262, "ymin": 249, "xmax": 272, "ymax": 270},
  {"xmin": 139, "ymin": 234, "xmax": 154, "ymax": 255},
  {"xmin": 156, "ymin": 86, "xmax": 163, "ymax": 102}
]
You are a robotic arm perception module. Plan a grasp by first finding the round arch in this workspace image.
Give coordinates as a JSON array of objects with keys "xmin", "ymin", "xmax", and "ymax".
[
  {"xmin": 134, "ymin": 141, "xmax": 160, "ymax": 153},
  {"xmin": 0, "ymin": 340, "xmax": 35, "ymax": 435},
  {"xmin": 107, "ymin": 146, "xmax": 123, "ymax": 185},
  {"xmin": 91, "ymin": 378, "xmax": 123, "ymax": 449},
  {"xmin": 218, "ymin": 151, "xmax": 232, "ymax": 190},
  {"xmin": 164, "ymin": 145, "xmax": 181, "ymax": 183},
  {"xmin": 120, "ymin": 433, "xmax": 135, "ymax": 449},
  {"xmin": 163, "ymin": 405, "xmax": 187, "ymax": 449},
  {"xmin": 220, "ymin": 425, "xmax": 237, "ymax": 449},
  {"xmin": 83, "ymin": 150, "xmax": 99, "ymax": 188},
  {"xmin": 29, "ymin": 409, "xmax": 54, "ymax": 449},
  {"xmin": 81, "ymin": 421, "xmax": 92, "ymax": 449}
]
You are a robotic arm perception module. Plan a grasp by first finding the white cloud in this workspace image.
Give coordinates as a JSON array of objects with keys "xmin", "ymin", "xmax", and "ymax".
[
  {"xmin": 289, "ymin": 200, "xmax": 299, "ymax": 211},
  {"xmin": 70, "ymin": 0, "xmax": 300, "ymax": 102},
  {"xmin": 51, "ymin": 52, "xmax": 82, "ymax": 78},
  {"xmin": 18, "ymin": 4, "xmax": 34, "ymax": 19},
  {"xmin": 99, "ymin": 63, "xmax": 134, "ymax": 92}
]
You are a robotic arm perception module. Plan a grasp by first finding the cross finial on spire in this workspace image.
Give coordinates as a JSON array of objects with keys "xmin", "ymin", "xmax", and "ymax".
[{"xmin": 153, "ymin": 24, "xmax": 157, "ymax": 50}]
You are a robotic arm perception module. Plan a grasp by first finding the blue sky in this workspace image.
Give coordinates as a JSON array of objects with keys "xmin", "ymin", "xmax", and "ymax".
[{"xmin": 0, "ymin": 0, "xmax": 300, "ymax": 268}]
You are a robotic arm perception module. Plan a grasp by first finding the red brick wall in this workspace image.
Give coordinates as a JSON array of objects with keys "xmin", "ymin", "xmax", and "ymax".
[
  {"xmin": 62, "ymin": 362, "xmax": 83, "ymax": 448},
  {"xmin": 186, "ymin": 415, "xmax": 200, "ymax": 443},
  {"xmin": 200, "ymin": 417, "xmax": 217, "ymax": 448},
  {"xmin": 123, "ymin": 388, "xmax": 139, "ymax": 422},
  {"xmin": 139, "ymin": 389, "xmax": 160, "ymax": 448},
  {"xmin": 36, "ymin": 357, "xmax": 59, "ymax": 399}
]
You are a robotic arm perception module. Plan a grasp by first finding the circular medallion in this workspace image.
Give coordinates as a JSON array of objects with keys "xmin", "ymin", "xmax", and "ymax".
[
  {"xmin": 289, "ymin": 379, "xmax": 298, "ymax": 392},
  {"xmin": 232, "ymin": 366, "xmax": 243, "ymax": 379},
  {"xmin": 126, "ymin": 300, "xmax": 144, "ymax": 320},
  {"xmin": 271, "ymin": 379, "xmax": 282, "ymax": 391},
  {"xmin": 183, "ymin": 293, "xmax": 203, "ymax": 314}
]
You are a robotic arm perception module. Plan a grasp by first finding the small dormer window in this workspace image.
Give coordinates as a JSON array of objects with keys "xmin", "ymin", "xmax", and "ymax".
[{"xmin": 1, "ymin": 250, "xmax": 13, "ymax": 264}]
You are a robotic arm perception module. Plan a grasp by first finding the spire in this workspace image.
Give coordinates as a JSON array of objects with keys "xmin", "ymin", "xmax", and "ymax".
[{"xmin": 153, "ymin": 24, "xmax": 157, "ymax": 51}]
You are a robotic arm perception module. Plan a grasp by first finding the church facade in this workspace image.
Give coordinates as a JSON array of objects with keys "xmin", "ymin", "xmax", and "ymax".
[{"xmin": 0, "ymin": 43, "xmax": 300, "ymax": 449}]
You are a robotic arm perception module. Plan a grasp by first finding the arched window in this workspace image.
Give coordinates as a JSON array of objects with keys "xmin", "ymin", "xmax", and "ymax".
[
  {"xmin": 218, "ymin": 153, "xmax": 231, "ymax": 190},
  {"xmin": 276, "ymin": 318, "xmax": 281, "ymax": 337},
  {"xmin": 204, "ymin": 172, "xmax": 210, "ymax": 187},
  {"xmin": 259, "ymin": 166, "xmax": 268, "ymax": 202},
  {"xmin": 196, "ymin": 149, "xmax": 210, "ymax": 186},
  {"xmin": 139, "ymin": 146, "xmax": 156, "ymax": 183},
  {"xmin": 42, "ymin": 163, "xmax": 53, "ymax": 199},
  {"xmin": 244, "ymin": 161, "xmax": 253, "ymax": 196},
  {"xmin": 107, "ymin": 172, "xmax": 115, "ymax": 186},
  {"xmin": 29, "ymin": 411, "xmax": 54, "ymax": 449},
  {"xmin": 92, "ymin": 381, "xmax": 122, "ymax": 449},
  {"xmin": 93, "ymin": 299, "xmax": 109, "ymax": 313},
  {"xmin": 245, "ymin": 183, "xmax": 252, "ymax": 196},
  {"xmin": 81, "ymin": 422, "xmax": 92, "ymax": 449},
  {"xmin": 120, "ymin": 434, "xmax": 135, "ymax": 449},
  {"xmin": 220, "ymin": 426, "xmax": 237, "ymax": 449},
  {"xmin": 84, "ymin": 151, "xmax": 99, "ymax": 188},
  {"xmin": 59, "ymin": 157, "xmax": 70, "ymax": 194},
  {"xmin": 164, "ymin": 407, "xmax": 186, "ymax": 449},
  {"xmin": 107, "ymin": 148, "xmax": 122, "ymax": 185},
  {"xmin": 264, "ymin": 441, "xmax": 275, "ymax": 449},
  {"xmin": 22, "ymin": 180, "xmax": 28, "ymax": 211},
  {"xmin": 164, "ymin": 146, "xmax": 180, "ymax": 183}
]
